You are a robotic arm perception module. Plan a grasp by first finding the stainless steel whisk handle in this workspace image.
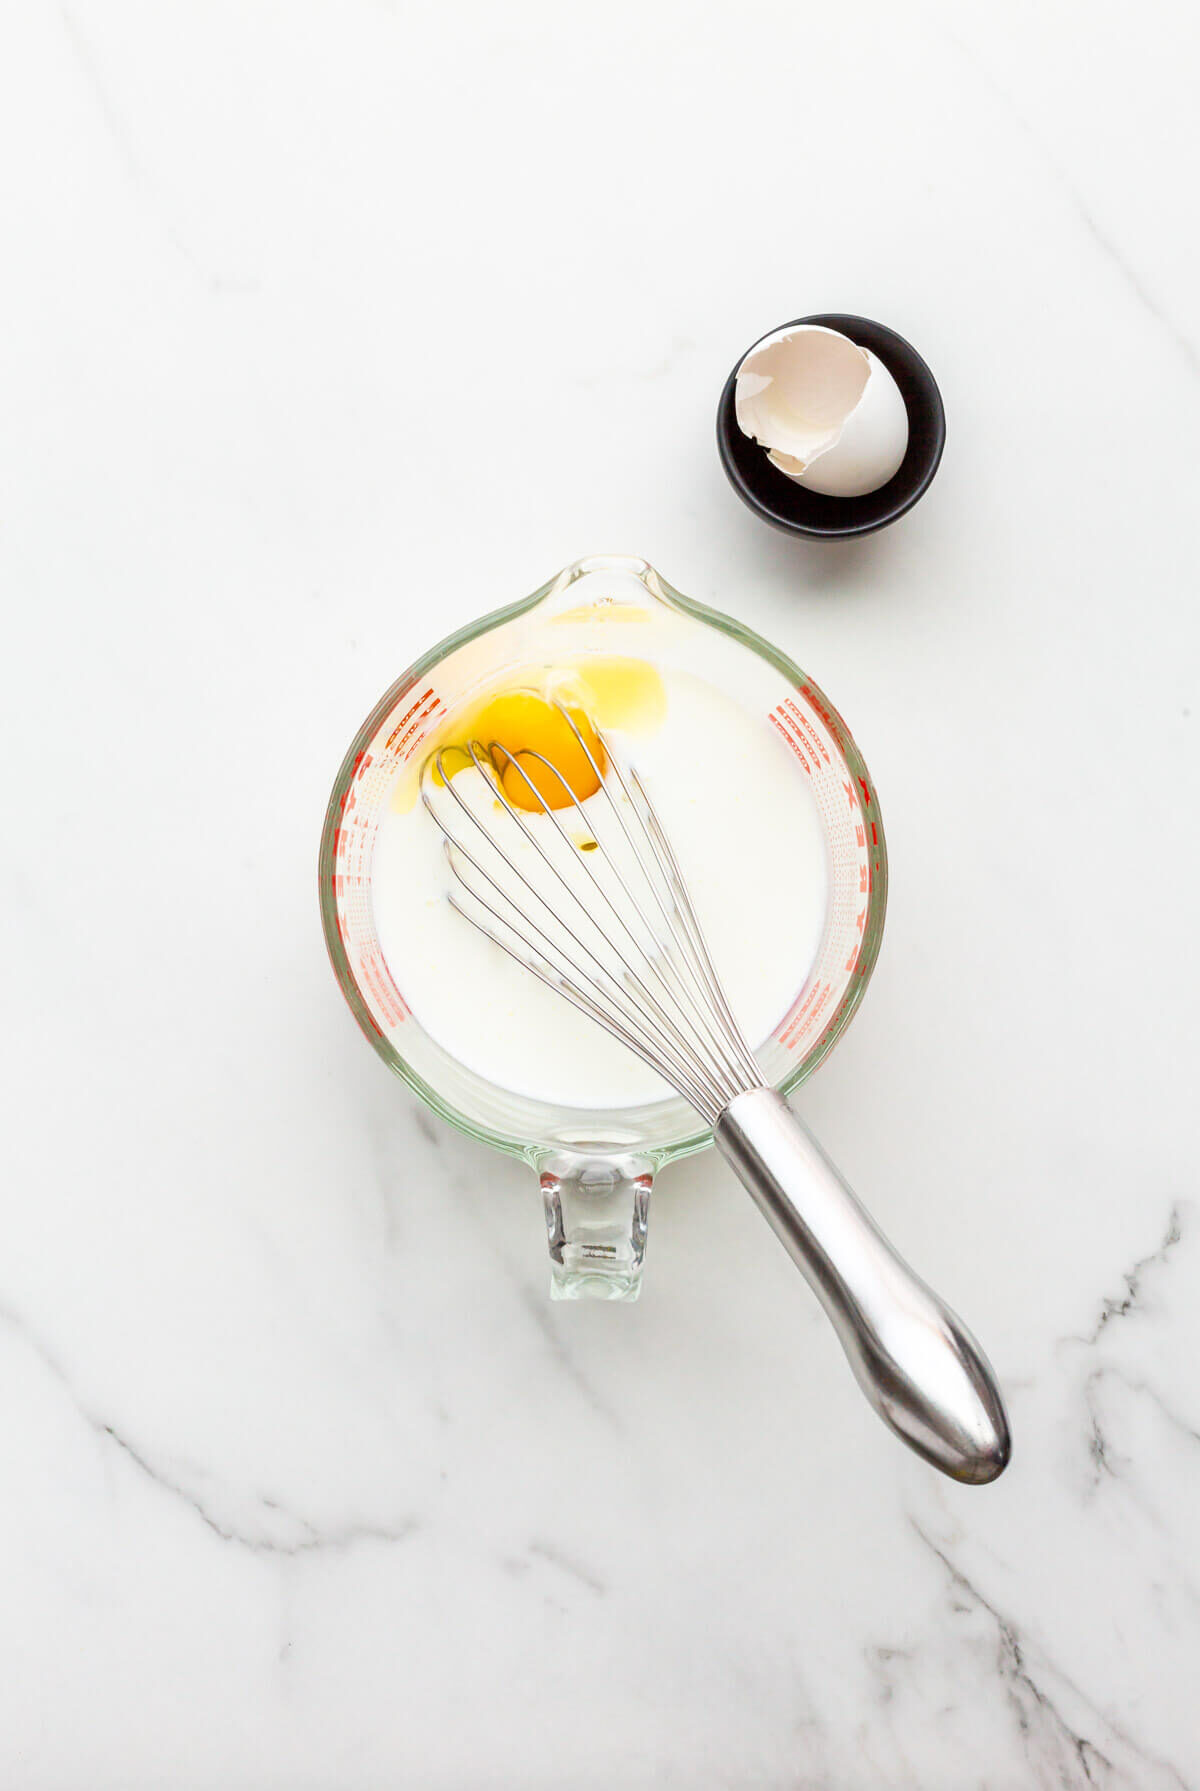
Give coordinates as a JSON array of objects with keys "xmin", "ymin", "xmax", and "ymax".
[{"xmin": 715, "ymin": 1089, "xmax": 1011, "ymax": 1484}]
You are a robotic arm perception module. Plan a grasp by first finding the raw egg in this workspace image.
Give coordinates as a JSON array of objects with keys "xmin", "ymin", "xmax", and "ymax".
[
  {"xmin": 398, "ymin": 656, "xmax": 666, "ymax": 815},
  {"xmin": 472, "ymin": 691, "xmax": 605, "ymax": 810}
]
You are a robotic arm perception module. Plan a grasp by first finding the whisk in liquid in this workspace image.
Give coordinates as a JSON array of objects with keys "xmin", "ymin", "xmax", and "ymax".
[
  {"xmin": 423, "ymin": 720, "xmax": 764, "ymax": 1124},
  {"xmin": 420, "ymin": 704, "xmax": 1011, "ymax": 1486}
]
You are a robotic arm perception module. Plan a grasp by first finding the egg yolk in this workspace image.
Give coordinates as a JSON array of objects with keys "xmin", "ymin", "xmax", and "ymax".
[
  {"xmin": 471, "ymin": 691, "xmax": 605, "ymax": 811},
  {"xmin": 393, "ymin": 656, "xmax": 665, "ymax": 817}
]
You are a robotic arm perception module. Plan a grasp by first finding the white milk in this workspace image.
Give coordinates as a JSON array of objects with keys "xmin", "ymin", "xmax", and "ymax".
[{"xmin": 372, "ymin": 667, "xmax": 828, "ymax": 1110}]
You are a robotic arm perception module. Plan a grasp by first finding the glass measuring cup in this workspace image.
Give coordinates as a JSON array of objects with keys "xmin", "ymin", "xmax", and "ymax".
[{"xmin": 320, "ymin": 555, "xmax": 886, "ymax": 1300}]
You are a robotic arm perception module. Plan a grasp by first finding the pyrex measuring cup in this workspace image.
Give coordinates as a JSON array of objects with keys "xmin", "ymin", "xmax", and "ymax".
[{"xmin": 320, "ymin": 556, "xmax": 886, "ymax": 1300}]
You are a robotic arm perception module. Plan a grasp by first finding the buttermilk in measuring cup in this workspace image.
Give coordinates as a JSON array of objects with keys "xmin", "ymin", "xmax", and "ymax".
[{"xmin": 372, "ymin": 655, "xmax": 829, "ymax": 1110}]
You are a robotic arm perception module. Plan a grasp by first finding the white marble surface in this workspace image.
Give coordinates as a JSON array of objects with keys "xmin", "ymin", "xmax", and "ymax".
[{"xmin": 2, "ymin": 2, "xmax": 1197, "ymax": 1785}]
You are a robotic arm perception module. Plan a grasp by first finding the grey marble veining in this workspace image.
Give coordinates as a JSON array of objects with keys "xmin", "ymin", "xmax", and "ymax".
[{"xmin": 1, "ymin": 0, "xmax": 1197, "ymax": 1785}]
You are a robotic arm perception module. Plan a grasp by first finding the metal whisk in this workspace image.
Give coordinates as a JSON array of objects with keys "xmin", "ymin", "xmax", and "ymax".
[{"xmin": 422, "ymin": 708, "xmax": 1010, "ymax": 1484}]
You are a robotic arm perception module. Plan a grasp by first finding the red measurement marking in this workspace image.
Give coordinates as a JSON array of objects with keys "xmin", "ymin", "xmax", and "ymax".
[
  {"xmin": 346, "ymin": 750, "xmax": 373, "ymax": 793},
  {"xmin": 385, "ymin": 689, "xmax": 444, "ymax": 760},
  {"xmin": 778, "ymin": 978, "xmax": 834, "ymax": 1050},
  {"xmin": 859, "ymin": 866, "xmax": 869, "ymax": 892},
  {"xmin": 858, "ymin": 777, "xmax": 871, "ymax": 808},
  {"xmin": 843, "ymin": 780, "xmax": 859, "ymax": 810},
  {"xmin": 856, "ymin": 908, "xmax": 866, "ymax": 934},
  {"xmin": 784, "ymin": 983, "xmax": 818, "ymax": 1028},
  {"xmin": 799, "ymin": 683, "xmax": 847, "ymax": 752},
  {"xmin": 845, "ymin": 945, "xmax": 859, "ymax": 973},
  {"xmin": 397, "ymin": 697, "xmax": 444, "ymax": 763},
  {"xmin": 855, "ymin": 824, "xmax": 865, "ymax": 848},
  {"xmin": 769, "ymin": 711, "xmax": 812, "ymax": 774},
  {"xmin": 385, "ymin": 693, "xmax": 431, "ymax": 751},
  {"xmin": 357, "ymin": 943, "xmax": 408, "ymax": 1028},
  {"xmin": 777, "ymin": 698, "xmax": 831, "ymax": 768}
]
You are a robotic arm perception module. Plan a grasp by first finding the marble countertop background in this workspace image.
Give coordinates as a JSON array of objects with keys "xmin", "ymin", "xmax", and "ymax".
[{"xmin": 2, "ymin": 2, "xmax": 1197, "ymax": 1786}]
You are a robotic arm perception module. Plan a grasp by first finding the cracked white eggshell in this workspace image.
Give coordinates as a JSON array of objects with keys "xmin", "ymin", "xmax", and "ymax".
[{"xmin": 734, "ymin": 324, "xmax": 910, "ymax": 499}]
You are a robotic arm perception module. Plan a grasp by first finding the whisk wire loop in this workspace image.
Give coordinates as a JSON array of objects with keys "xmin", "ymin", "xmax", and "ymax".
[
  {"xmin": 473, "ymin": 743, "xmax": 739, "ymax": 1103},
  {"xmin": 426, "ymin": 748, "xmax": 728, "ymax": 1112},
  {"xmin": 419, "ymin": 710, "xmax": 765, "ymax": 1116},
  {"xmin": 484, "ymin": 741, "xmax": 753, "ymax": 1106},
  {"xmin": 547, "ymin": 718, "xmax": 763, "ymax": 1095}
]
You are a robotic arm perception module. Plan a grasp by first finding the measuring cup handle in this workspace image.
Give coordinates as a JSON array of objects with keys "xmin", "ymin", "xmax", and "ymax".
[
  {"xmin": 537, "ymin": 1149, "xmax": 654, "ymax": 1301},
  {"xmin": 715, "ymin": 1089, "xmax": 1010, "ymax": 1484}
]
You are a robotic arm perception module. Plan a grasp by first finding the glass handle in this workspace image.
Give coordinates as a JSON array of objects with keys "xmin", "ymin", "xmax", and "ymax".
[{"xmin": 537, "ymin": 1150, "xmax": 654, "ymax": 1301}]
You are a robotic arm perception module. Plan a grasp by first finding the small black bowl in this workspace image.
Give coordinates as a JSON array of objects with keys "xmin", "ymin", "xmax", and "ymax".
[{"xmin": 716, "ymin": 313, "xmax": 946, "ymax": 539}]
